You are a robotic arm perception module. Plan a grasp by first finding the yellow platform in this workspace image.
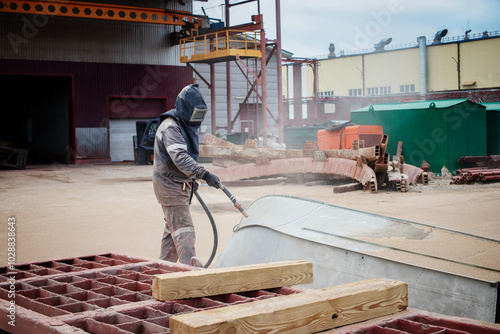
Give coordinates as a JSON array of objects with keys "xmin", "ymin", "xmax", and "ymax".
[{"xmin": 180, "ymin": 30, "xmax": 262, "ymax": 64}]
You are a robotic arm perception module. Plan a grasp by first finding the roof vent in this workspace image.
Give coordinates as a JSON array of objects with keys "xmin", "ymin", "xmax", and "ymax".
[
  {"xmin": 432, "ymin": 29, "xmax": 448, "ymax": 44},
  {"xmin": 374, "ymin": 38, "xmax": 392, "ymax": 51},
  {"xmin": 328, "ymin": 43, "xmax": 336, "ymax": 58}
]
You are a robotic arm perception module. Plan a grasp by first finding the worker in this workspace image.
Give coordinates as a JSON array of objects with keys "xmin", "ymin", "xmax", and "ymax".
[{"xmin": 152, "ymin": 84, "xmax": 220, "ymax": 268}]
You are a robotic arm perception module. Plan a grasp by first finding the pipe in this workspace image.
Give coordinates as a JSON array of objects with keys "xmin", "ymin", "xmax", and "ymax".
[
  {"xmin": 417, "ymin": 36, "xmax": 427, "ymax": 97},
  {"xmin": 225, "ymin": 0, "xmax": 232, "ymax": 134},
  {"xmin": 293, "ymin": 63, "xmax": 302, "ymax": 120},
  {"xmin": 482, "ymin": 175, "xmax": 500, "ymax": 181},
  {"xmin": 479, "ymin": 171, "xmax": 500, "ymax": 176},
  {"xmin": 275, "ymin": 0, "xmax": 284, "ymax": 144},
  {"xmin": 210, "ymin": 64, "xmax": 216, "ymax": 135},
  {"xmin": 457, "ymin": 43, "xmax": 461, "ymax": 90},
  {"xmin": 194, "ymin": 190, "xmax": 218, "ymax": 268},
  {"xmin": 260, "ymin": 27, "xmax": 268, "ymax": 146},
  {"xmin": 218, "ymin": 182, "xmax": 249, "ymax": 218}
]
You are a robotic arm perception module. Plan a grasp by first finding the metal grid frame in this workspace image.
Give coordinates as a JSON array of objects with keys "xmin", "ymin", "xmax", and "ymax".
[{"xmin": 0, "ymin": 253, "xmax": 299, "ymax": 334}]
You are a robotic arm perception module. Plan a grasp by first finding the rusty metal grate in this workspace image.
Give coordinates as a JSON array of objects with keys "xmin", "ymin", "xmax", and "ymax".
[
  {"xmin": 0, "ymin": 253, "xmax": 300, "ymax": 334},
  {"xmin": 0, "ymin": 253, "xmax": 150, "ymax": 283}
]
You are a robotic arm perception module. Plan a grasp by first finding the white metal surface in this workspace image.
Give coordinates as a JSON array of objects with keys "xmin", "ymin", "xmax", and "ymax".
[
  {"xmin": 109, "ymin": 118, "xmax": 149, "ymax": 162},
  {"xmin": 217, "ymin": 195, "xmax": 500, "ymax": 323}
]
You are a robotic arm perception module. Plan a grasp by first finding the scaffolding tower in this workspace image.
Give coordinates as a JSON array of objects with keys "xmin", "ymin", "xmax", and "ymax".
[{"xmin": 180, "ymin": 0, "xmax": 284, "ymax": 146}]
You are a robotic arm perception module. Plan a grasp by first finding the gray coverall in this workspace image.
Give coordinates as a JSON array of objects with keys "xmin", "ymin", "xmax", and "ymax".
[{"xmin": 152, "ymin": 117, "xmax": 207, "ymax": 264}]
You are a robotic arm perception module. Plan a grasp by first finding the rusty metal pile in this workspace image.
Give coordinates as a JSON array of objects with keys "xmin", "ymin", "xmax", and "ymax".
[
  {"xmin": 452, "ymin": 168, "xmax": 500, "ymax": 184},
  {"xmin": 201, "ymin": 134, "xmax": 429, "ymax": 194},
  {"xmin": 452, "ymin": 155, "xmax": 500, "ymax": 184}
]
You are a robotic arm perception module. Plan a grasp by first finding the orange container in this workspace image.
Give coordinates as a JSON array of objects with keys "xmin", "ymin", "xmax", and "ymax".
[{"xmin": 317, "ymin": 125, "xmax": 383, "ymax": 150}]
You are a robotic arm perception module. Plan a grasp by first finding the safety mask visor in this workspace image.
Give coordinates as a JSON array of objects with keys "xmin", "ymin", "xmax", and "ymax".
[{"xmin": 189, "ymin": 106, "xmax": 208, "ymax": 123}]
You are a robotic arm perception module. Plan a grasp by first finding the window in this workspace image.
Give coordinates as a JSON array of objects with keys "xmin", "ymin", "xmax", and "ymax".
[
  {"xmin": 318, "ymin": 91, "xmax": 334, "ymax": 98},
  {"xmin": 349, "ymin": 88, "xmax": 362, "ymax": 97},
  {"xmin": 367, "ymin": 86, "xmax": 391, "ymax": 95},
  {"xmin": 400, "ymin": 84, "xmax": 415, "ymax": 93},
  {"xmin": 324, "ymin": 103, "xmax": 336, "ymax": 114}
]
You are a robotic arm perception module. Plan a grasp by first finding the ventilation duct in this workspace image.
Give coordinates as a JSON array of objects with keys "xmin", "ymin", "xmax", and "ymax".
[
  {"xmin": 417, "ymin": 36, "xmax": 427, "ymax": 96},
  {"xmin": 432, "ymin": 29, "xmax": 448, "ymax": 44},
  {"xmin": 374, "ymin": 38, "xmax": 392, "ymax": 51}
]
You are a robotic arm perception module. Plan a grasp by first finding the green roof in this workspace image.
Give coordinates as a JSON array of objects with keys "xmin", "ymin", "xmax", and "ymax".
[
  {"xmin": 352, "ymin": 99, "xmax": 476, "ymax": 112},
  {"xmin": 481, "ymin": 102, "xmax": 500, "ymax": 111}
]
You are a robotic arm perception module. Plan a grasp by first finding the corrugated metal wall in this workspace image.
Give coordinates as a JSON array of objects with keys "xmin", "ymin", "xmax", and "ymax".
[
  {"xmin": 1, "ymin": 60, "xmax": 191, "ymax": 125},
  {"xmin": 76, "ymin": 127, "xmax": 108, "ymax": 158},
  {"xmin": 0, "ymin": 0, "xmax": 197, "ymax": 161},
  {"xmin": 0, "ymin": 59, "xmax": 192, "ymax": 159},
  {"xmin": 0, "ymin": 1, "xmax": 289, "ymax": 159},
  {"xmin": 192, "ymin": 50, "xmax": 280, "ymax": 138},
  {"xmin": 0, "ymin": 0, "xmax": 191, "ymax": 65}
]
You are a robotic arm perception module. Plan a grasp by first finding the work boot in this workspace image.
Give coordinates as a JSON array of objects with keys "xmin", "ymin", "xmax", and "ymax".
[{"xmin": 190, "ymin": 256, "xmax": 204, "ymax": 268}]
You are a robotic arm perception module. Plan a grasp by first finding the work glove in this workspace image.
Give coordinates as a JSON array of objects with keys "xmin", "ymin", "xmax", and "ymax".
[{"xmin": 202, "ymin": 171, "xmax": 220, "ymax": 189}]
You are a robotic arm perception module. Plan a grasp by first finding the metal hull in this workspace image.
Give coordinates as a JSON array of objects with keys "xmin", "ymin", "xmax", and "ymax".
[{"xmin": 217, "ymin": 195, "xmax": 499, "ymax": 323}]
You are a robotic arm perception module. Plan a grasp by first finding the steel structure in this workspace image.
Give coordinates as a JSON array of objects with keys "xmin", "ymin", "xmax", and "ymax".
[
  {"xmin": 283, "ymin": 58, "xmax": 319, "ymax": 122},
  {"xmin": 180, "ymin": 29, "xmax": 262, "ymax": 63},
  {"xmin": 183, "ymin": 0, "xmax": 284, "ymax": 146},
  {"xmin": 0, "ymin": 0, "xmax": 205, "ymax": 27},
  {"xmin": 1, "ymin": 0, "xmax": 285, "ymax": 146}
]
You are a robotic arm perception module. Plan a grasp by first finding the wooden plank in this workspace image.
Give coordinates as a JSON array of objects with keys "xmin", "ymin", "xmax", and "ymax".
[
  {"xmin": 333, "ymin": 182, "xmax": 363, "ymax": 193},
  {"xmin": 152, "ymin": 260, "xmax": 313, "ymax": 301},
  {"xmin": 324, "ymin": 146, "xmax": 379, "ymax": 161},
  {"xmin": 169, "ymin": 278, "xmax": 408, "ymax": 334},
  {"xmin": 202, "ymin": 133, "xmax": 237, "ymax": 147},
  {"xmin": 199, "ymin": 144, "xmax": 303, "ymax": 161},
  {"xmin": 396, "ymin": 140, "xmax": 403, "ymax": 156}
]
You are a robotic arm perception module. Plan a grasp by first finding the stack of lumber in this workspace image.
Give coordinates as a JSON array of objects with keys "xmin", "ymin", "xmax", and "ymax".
[{"xmin": 152, "ymin": 261, "xmax": 408, "ymax": 333}]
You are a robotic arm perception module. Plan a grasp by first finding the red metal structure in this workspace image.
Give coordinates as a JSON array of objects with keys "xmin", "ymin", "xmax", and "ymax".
[{"xmin": 181, "ymin": 0, "xmax": 285, "ymax": 146}]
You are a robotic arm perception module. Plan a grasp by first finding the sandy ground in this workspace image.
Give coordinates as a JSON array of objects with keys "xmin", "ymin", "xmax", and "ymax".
[{"xmin": 1, "ymin": 163, "xmax": 499, "ymax": 273}]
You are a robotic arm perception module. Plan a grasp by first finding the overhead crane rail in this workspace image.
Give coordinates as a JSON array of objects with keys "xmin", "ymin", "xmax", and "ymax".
[
  {"xmin": 180, "ymin": 29, "xmax": 262, "ymax": 64},
  {"xmin": 0, "ymin": 0, "xmax": 205, "ymax": 27}
]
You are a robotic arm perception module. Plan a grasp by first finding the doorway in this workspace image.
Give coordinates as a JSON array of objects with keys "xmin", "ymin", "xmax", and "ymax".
[{"xmin": 0, "ymin": 75, "xmax": 74, "ymax": 165}]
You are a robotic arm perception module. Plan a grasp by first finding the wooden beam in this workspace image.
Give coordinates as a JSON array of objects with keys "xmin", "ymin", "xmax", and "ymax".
[
  {"xmin": 169, "ymin": 278, "xmax": 408, "ymax": 333},
  {"xmin": 202, "ymin": 133, "xmax": 237, "ymax": 147},
  {"xmin": 199, "ymin": 144, "xmax": 303, "ymax": 161},
  {"xmin": 333, "ymin": 182, "xmax": 363, "ymax": 193},
  {"xmin": 152, "ymin": 260, "xmax": 313, "ymax": 301},
  {"xmin": 324, "ymin": 146, "xmax": 380, "ymax": 161}
]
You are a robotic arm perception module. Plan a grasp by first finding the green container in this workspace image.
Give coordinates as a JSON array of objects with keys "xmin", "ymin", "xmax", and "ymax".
[
  {"xmin": 284, "ymin": 126, "xmax": 324, "ymax": 149},
  {"xmin": 481, "ymin": 103, "xmax": 500, "ymax": 156},
  {"xmin": 351, "ymin": 99, "xmax": 487, "ymax": 172},
  {"xmin": 226, "ymin": 132, "xmax": 249, "ymax": 145}
]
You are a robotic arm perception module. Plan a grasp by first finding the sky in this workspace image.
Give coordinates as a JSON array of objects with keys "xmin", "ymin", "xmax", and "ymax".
[{"xmin": 193, "ymin": 0, "xmax": 500, "ymax": 58}]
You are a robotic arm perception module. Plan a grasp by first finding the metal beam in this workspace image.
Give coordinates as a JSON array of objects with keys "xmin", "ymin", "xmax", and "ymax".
[
  {"xmin": 232, "ymin": 51, "xmax": 278, "ymax": 129},
  {"xmin": 0, "ymin": 0, "xmax": 205, "ymax": 27},
  {"xmin": 187, "ymin": 63, "xmax": 211, "ymax": 89},
  {"xmin": 275, "ymin": 0, "xmax": 284, "ymax": 144}
]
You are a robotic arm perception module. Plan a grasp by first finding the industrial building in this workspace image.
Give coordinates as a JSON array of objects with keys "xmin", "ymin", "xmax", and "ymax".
[
  {"xmin": 0, "ymin": 1, "xmax": 205, "ymax": 164},
  {"xmin": 1, "ymin": 2, "xmax": 500, "ymax": 332},
  {"xmin": 2, "ymin": 0, "xmax": 498, "ymax": 167},
  {"xmin": 0, "ymin": 0, "xmax": 286, "ymax": 165},
  {"xmin": 284, "ymin": 31, "xmax": 500, "ymax": 128}
]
